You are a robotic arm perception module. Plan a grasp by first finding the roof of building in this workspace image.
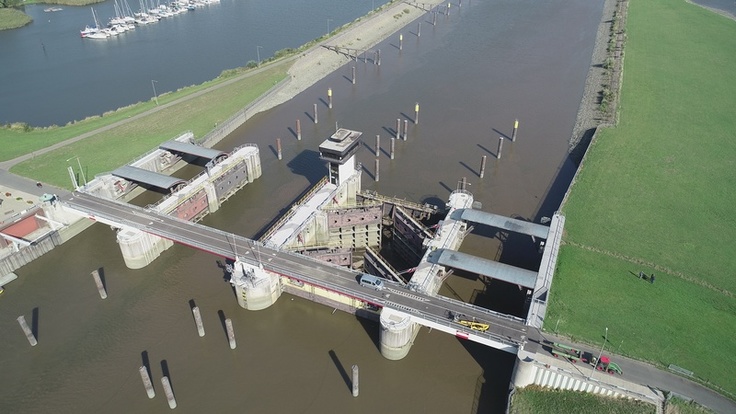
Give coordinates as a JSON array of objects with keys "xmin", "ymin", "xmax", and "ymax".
[
  {"xmin": 451, "ymin": 209, "xmax": 550, "ymax": 239},
  {"xmin": 111, "ymin": 165, "xmax": 186, "ymax": 191},
  {"xmin": 427, "ymin": 248, "xmax": 538, "ymax": 288}
]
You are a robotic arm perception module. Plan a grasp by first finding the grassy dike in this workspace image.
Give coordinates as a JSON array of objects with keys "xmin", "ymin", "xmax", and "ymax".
[
  {"xmin": 548, "ymin": 0, "xmax": 736, "ymax": 398},
  {"xmin": 0, "ymin": 8, "xmax": 32, "ymax": 30},
  {"xmin": 510, "ymin": 386, "xmax": 655, "ymax": 414},
  {"xmin": 8, "ymin": 63, "xmax": 288, "ymax": 188}
]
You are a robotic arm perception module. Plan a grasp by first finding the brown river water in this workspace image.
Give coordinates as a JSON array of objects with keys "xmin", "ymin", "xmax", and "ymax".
[{"xmin": 0, "ymin": 1, "xmax": 604, "ymax": 412}]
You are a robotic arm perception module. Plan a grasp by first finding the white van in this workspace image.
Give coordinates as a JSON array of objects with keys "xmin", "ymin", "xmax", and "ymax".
[{"xmin": 359, "ymin": 274, "xmax": 385, "ymax": 290}]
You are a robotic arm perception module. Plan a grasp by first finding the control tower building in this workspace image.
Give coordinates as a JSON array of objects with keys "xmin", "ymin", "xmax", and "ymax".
[{"xmin": 318, "ymin": 128, "xmax": 362, "ymax": 187}]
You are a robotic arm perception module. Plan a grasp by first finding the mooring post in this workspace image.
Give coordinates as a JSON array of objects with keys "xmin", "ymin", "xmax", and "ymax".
[
  {"xmin": 313, "ymin": 104, "xmax": 318, "ymax": 124},
  {"xmin": 296, "ymin": 119, "xmax": 302, "ymax": 141},
  {"xmin": 377, "ymin": 49, "xmax": 381, "ymax": 65},
  {"xmin": 192, "ymin": 306, "xmax": 205, "ymax": 337},
  {"xmin": 497, "ymin": 136, "xmax": 504, "ymax": 160},
  {"xmin": 433, "ymin": 11, "xmax": 437, "ymax": 25},
  {"xmin": 390, "ymin": 137, "xmax": 396, "ymax": 160},
  {"xmin": 327, "ymin": 87, "xmax": 333, "ymax": 109},
  {"xmin": 17, "ymin": 315, "xmax": 37, "ymax": 346},
  {"xmin": 374, "ymin": 159, "xmax": 380, "ymax": 182},
  {"xmin": 351, "ymin": 66, "xmax": 356, "ymax": 85},
  {"xmin": 375, "ymin": 135, "xmax": 380, "ymax": 157},
  {"xmin": 352, "ymin": 365, "xmax": 359, "ymax": 397},
  {"xmin": 417, "ymin": 22, "xmax": 421, "ymax": 37},
  {"xmin": 399, "ymin": 33, "xmax": 403, "ymax": 51},
  {"xmin": 447, "ymin": 3, "xmax": 451, "ymax": 16},
  {"xmin": 161, "ymin": 376, "xmax": 177, "ymax": 409},
  {"xmin": 225, "ymin": 318, "xmax": 236, "ymax": 350},
  {"xmin": 395, "ymin": 119, "xmax": 401, "ymax": 140},
  {"xmin": 139, "ymin": 366, "xmax": 155, "ymax": 399},
  {"xmin": 414, "ymin": 102, "xmax": 420, "ymax": 124},
  {"xmin": 91, "ymin": 269, "xmax": 107, "ymax": 299},
  {"xmin": 511, "ymin": 119, "xmax": 519, "ymax": 142},
  {"xmin": 276, "ymin": 138, "xmax": 282, "ymax": 160},
  {"xmin": 479, "ymin": 155, "xmax": 487, "ymax": 178},
  {"xmin": 403, "ymin": 119, "xmax": 409, "ymax": 140},
  {"xmin": 461, "ymin": 177, "xmax": 467, "ymax": 190},
  {"xmin": 459, "ymin": 0, "xmax": 462, "ymax": 8}
]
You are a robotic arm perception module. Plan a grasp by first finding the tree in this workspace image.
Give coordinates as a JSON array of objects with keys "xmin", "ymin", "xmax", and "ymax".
[{"xmin": 1, "ymin": 0, "xmax": 22, "ymax": 8}]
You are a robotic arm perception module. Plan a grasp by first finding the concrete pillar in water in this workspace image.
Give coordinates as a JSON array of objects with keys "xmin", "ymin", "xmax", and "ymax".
[
  {"xmin": 117, "ymin": 230, "xmax": 174, "ymax": 270},
  {"xmin": 276, "ymin": 138, "xmax": 282, "ymax": 160},
  {"xmin": 225, "ymin": 318, "xmax": 236, "ymax": 350},
  {"xmin": 17, "ymin": 315, "xmax": 37, "ymax": 346},
  {"xmin": 231, "ymin": 260, "xmax": 282, "ymax": 310},
  {"xmin": 511, "ymin": 350, "xmax": 537, "ymax": 388},
  {"xmin": 379, "ymin": 307, "xmax": 417, "ymax": 360},
  {"xmin": 461, "ymin": 177, "xmax": 467, "ymax": 191},
  {"xmin": 390, "ymin": 137, "xmax": 395, "ymax": 160},
  {"xmin": 395, "ymin": 119, "xmax": 400, "ymax": 140},
  {"xmin": 327, "ymin": 87, "xmax": 333, "ymax": 109},
  {"xmin": 375, "ymin": 135, "xmax": 380, "ymax": 157},
  {"xmin": 192, "ymin": 306, "xmax": 205, "ymax": 337},
  {"xmin": 139, "ymin": 366, "xmax": 155, "ymax": 399},
  {"xmin": 203, "ymin": 181, "xmax": 220, "ymax": 213},
  {"xmin": 512, "ymin": 119, "xmax": 519, "ymax": 142},
  {"xmin": 417, "ymin": 22, "xmax": 421, "ymax": 37},
  {"xmin": 479, "ymin": 155, "xmax": 487, "ymax": 178},
  {"xmin": 403, "ymin": 120, "xmax": 409, "ymax": 140},
  {"xmin": 351, "ymin": 365, "xmax": 359, "ymax": 397},
  {"xmin": 352, "ymin": 66, "xmax": 356, "ymax": 85},
  {"xmin": 296, "ymin": 119, "xmax": 302, "ymax": 140},
  {"xmin": 414, "ymin": 102, "xmax": 420, "ymax": 124},
  {"xmin": 374, "ymin": 159, "xmax": 380, "ymax": 182},
  {"xmin": 447, "ymin": 2, "xmax": 451, "ymax": 16},
  {"xmin": 399, "ymin": 33, "xmax": 403, "ymax": 50},
  {"xmin": 433, "ymin": 11, "xmax": 437, "ymax": 26},
  {"xmin": 91, "ymin": 269, "xmax": 107, "ymax": 299},
  {"xmin": 497, "ymin": 136, "xmax": 504, "ymax": 159},
  {"xmin": 161, "ymin": 376, "xmax": 177, "ymax": 409},
  {"xmin": 313, "ymin": 104, "xmax": 318, "ymax": 124},
  {"xmin": 376, "ymin": 49, "xmax": 381, "ymax": 65}
]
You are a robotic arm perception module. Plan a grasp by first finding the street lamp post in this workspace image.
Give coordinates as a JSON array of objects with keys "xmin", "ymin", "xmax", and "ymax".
[
  {"xmin": 151, "ymin": 80, "xmax": 159, "ymax": 106},
  {"xmin": 67, "ymin": 156, "xmax": 87, "ymax": 188},
  {"xmin": 327, "ymin": 18, "xmax": 332, "ymax": 35},
  {"xmin": 256, "ymin": 45, "xmax": 262, "ymax": 66},
  {"xmin": 592, "ymin": 327, "xmax": 608, "ymax": 378}
]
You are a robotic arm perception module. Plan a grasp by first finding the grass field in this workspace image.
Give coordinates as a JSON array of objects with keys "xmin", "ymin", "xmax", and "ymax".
[
  {"xmin": 9, "ymin": 63, "xmax": 289, "ymax": 188},
  {"xmin": 0, "ymin": 8, "xmax": 32, "ymax": 30},
  {"xmin": 510, "ymin": 386, "xmax": 655, "ymax": 414},
  {"xmin": 549, "ymin": 0, "xmax": 736, "ymax": 397}
]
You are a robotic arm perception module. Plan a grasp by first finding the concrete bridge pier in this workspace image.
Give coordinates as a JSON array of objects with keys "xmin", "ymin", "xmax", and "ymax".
[
  {"xmin": 511, "ymin": 350, "xmax": 537, "ymax": 388},
  {"xmin": 203, "ymin": 182, "xmax": 220, "ymax": 214},
  {"xmin": 379, "ymin": 307, "xmax": 419, "ymax": 360},
  {"xmin": 117, "ymin": 229, "xmax": 173, "ymax": 269},
  {"xmin": 230, "ymin": 260, "xmax": 282, "ymax": 310}
]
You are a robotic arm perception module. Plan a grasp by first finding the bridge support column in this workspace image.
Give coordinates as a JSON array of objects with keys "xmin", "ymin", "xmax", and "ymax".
[
  {"xmin": 511, "ymin": 349, "xmax": 537, "ymax": 388},
  {"xmin": 379, "ymin": 307, "xmax": 418, "ymax": 360},
  {"xmin": 204, "ymin": 182, "xmax": 220, "ymax": 214},
  {"xmin": 117, "ymin": 228, "xmax": 173, "ymax": 269},
  {"xmin": 230, "ymin": 260, "xmax": 282, "ymax": 310}
]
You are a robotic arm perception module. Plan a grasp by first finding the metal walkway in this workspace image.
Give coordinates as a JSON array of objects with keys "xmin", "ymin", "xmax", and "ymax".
[
  {"xmin": 62, "ymin": 191, "xmax": 530, "ymax": 352},
  {"xmin": 159, "ymin": 140, "xmax": 227, "ymax": 161},
  {"xmin": 427, "ymin": 248, "xmax": 538, "ymax": 289},
  {"xmin": 111, "ymin": 165, "xmax": 186, "ymax": 192},
  {"xmin": 451, "ymin": 209, "xmax": 550, "ymax": 239}
]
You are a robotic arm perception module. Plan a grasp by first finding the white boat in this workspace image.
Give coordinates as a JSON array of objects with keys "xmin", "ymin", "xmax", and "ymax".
[{"xmin": 81, "ymin": 8, "xmax": 107, "ymax": 38}]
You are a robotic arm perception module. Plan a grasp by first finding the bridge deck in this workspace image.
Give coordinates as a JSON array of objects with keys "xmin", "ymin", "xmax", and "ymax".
[
  {"xmin": 428, "ymin": 248, "xmax": 538, "ymax": 289},
  {"xmin": 111, "ymin": 165, "xmax": 186, "ymax": 191},
  {"xmin": 159, "ymin": 140, "xmax": 227, "ymax": 161},
  {"xmin": 451, "ymin": 208, "xmax": 550, "ymax": 239}
]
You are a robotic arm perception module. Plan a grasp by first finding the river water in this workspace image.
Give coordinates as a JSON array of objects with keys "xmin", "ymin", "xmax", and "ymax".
[{"xmin": 0, "ymin": 0, "xmax": 606, "ymax": 413}]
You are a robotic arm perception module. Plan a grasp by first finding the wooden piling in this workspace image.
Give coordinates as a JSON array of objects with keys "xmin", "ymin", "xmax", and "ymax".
[
  {"xmin": 161, "ymin": 376, "xmax": 177, "ymax": 409},
  {"xmin": 433, "ymin": 11, "xmax": 437, "ymax": 25},
  {"xmin": 375, "ymin": 135, "xmax": 380, "ymax": 157},
  {"xmin": 276, "ymin": 138, "xmax": 282, "ymax": 160},
  {"xmin": 351, "ymin": 66, "xmax": 356, "ymax": 85},
  {"xmin": 17, "ymin": 315, "xmax": 37, "ymax": 346},
  {"xmin": 376, "ymin": 49, "xmax": 381, "ymax": 65},
  {"xmin": 296, "ymin": 119, "xmax": 302, "ymax": 140},
  {"xmin": 225, "ymin": 318, "xmax": 236, "ymax": 350},
  {"xmin": 403, "ymin": 120, "xmax": 409, "ymax": 140},
  {"xmin": 313, "ymin": 104, "xmax": 318, "ymax": 124},
  {"xmin": 479, "ymin": 155, "xmax": 487, "ymax": 178},
  {"xmin": 414, "ymin": 102, "xmax": 420, "ymax": 124},
  {"xmin": 91, "ymin": 269, "xmax": 107, "ymax": 299},
  {"xmin": 352, "ymin": 365, "xmax": 359, "ymax": 397},
  {"xmin": 417, "ymin": 22, "xmax": 421, "ymax": 37},
  {"xmin": 374, "ymin": 159, "xmax": 380, "ymax": 182},
  {"xmin": 511, "ymin": 119, "xmax": 519, "ymax": 142},
  {"xmin": 396, "ymin": 119, "xmax": 401, "ymax": 140},
  {"xmin": 192, "ymin": 306, "xmax": 205, "ymax": 337},
  {"xmin": 399, "ymin": 33, "xmax": 403, "ymax": 51},
  {"xmin": 390, "ymin": 137, "xmax": 395, "ymax": 160},
  {"xmin": 139, "ymin": 366, "xmax": 155, "ymax": 399},
  {"xmin": 497, "ymin": 136, "xmax": 504, "ymax": 160},
  {"xmin": 327, "ymin": 88, "xmax": 333, "ymax": 109}
]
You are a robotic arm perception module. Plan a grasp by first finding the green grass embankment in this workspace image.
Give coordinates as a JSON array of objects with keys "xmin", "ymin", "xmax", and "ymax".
[
  {"xmin": 10, "ymin": 63, "xmax": 289, "ymax": 188},
  {"xmin": 510, "ymin": 386, "xmax": 655, "ymax": 414},
  {"xmin": 549, "ymin": 0, "xmax": 736, "ymax": 397},
  {"xmin": 0, "ymin": 8, "xmax": 32, "ymax": 30}
]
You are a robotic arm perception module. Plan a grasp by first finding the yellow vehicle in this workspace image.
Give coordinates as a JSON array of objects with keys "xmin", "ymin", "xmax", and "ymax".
[{"xmin": 449, "ymin": 311, "xmax": 490, "ymax": 332}]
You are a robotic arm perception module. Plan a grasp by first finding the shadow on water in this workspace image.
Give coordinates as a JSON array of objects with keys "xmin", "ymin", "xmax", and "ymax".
[
  {"xmin": 97, "ymin": 267, "xmax": 107, "ymax": 291},
  {"xmin": 458, "ymin": 340, "xmax": 517, "ymax": 414},
  {"xmin": 354, "ymin": 315, "xmax": 380, "ymax": 351},
  {"xmin": 217, "ymin": 310, "xmax": 229, "ymax": 343},
  {"xmin": 141, "ymin": 351, "xmax": 155, "ymax": 393},
  {"xmin": 328, "ymin": 349, "xmax": 352, "ymax": 392},
  {"xmin": 161, "ymin": 359, "xmax": 173, "ymax": 392},
  {"xmin": 492, "ymin": 128, "xmax": 510, "ymax": 141},
  {"xmin": 459, "ymin": 161, "xmax": 479, "ymax": 178},
  {"xmin": 285, "ymin": 150, "xmax": 327, "ymax": 185},
  {"xmin": 32, "ymin": 307, "xmax": 39, "ymax": 341}
]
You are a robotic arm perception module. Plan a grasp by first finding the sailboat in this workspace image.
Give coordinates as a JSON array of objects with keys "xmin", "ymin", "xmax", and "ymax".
[{"xmin": 81, "ymin": 8, "xmax": 109, "ymax": 39}]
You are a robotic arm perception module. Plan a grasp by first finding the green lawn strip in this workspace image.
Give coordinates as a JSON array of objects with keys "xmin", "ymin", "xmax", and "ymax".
[
  {"xmin": 667, "ymin": 396, "xmax": 714, "ymax": 414},
  {"xmin": 562, "ymin": 0, "xmax": 736, "ymax": 293},
  {"xmin": 11, "ymin": 68, "xmax": 287, "ymax": 188},
  {"xmin": 547, "ymin": 245, "xmax": 735, "ymax": 396},
  {"xmin": 0, "ymin": 64, "xmax": 288, "ymax": 162},
  {"xmin": 0, "ymin": 8, "xmax": 32, "ymax": 30},
  {"xmin": 510, "ymin": 385, "xmax": 654, "ymax": 414}
]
